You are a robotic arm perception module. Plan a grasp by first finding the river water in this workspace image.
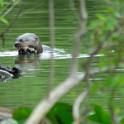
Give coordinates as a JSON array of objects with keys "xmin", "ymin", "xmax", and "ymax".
[{"xmin": 0, "ymin": 46, "xmax": 103, "ymax": 108}]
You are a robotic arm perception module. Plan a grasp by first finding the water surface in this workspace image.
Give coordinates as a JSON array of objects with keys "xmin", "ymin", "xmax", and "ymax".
[{"xmin": 0, "ymin": 46, "xmax": 103, "ymax": 109}]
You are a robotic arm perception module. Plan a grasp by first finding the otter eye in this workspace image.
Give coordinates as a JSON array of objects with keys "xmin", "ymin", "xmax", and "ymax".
[
  {"xmin": 35, "ymin": 37, "xmax": 38, "ymax": 41},
  {"xmin": 19, "ymin": 39, "xmax": 23, "ymax": 42}
]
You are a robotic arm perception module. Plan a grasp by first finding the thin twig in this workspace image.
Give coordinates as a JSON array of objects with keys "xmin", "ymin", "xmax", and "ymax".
[
  {"xmin": 108, "ymin": 83, "xmax": 120, "ymax": 124},
  {"xmin": 70, "ymin": 0, "xmax": 87, "ymax": 76},
  {"xmin": 47, "ymin": 0, "xmax": 55, "ymax": 95},
  {"xmin": 72, "ymin": 0, "xmax": 89, "ymax": 123}
]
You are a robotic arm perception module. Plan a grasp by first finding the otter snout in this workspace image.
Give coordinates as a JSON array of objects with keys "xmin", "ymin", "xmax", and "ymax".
[{"xmin": 15, "ymin": 43, "xmax": 21, "ymax": 48}]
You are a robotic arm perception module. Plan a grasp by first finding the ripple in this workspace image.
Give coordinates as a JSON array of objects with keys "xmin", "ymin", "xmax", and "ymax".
[{"xmin": 0, "ymin": 45, "xmax": 103, "ymax": 59}]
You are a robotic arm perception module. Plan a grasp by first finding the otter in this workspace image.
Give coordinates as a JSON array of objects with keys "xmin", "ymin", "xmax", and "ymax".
[{"xmin": 15, "ymin": 33, "xmax": 43, "ymax": 55}]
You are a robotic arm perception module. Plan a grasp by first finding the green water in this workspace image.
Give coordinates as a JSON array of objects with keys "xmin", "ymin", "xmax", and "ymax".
[{"xmin": 0, "ymin": 56, "xmax": 85, "ymax": 108}]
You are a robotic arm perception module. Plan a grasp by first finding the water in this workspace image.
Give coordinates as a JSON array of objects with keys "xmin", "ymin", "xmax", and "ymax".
[
  {"xmin": 0, "ymin": 45, "xmax": 103, "ymax": 81},
  {"xmin": 0, "ymin": 45, "xmax": 103, "ymax": 59},
  {"xmin": 0, "ymin": 45, "xmax": 104, "ymax": 108}
]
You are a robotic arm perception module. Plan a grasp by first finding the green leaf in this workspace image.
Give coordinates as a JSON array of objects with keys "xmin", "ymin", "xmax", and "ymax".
[
  {"xmin": 96, "ymin": 14, "xmax": 106, "ymax": 21},
  {"xmin": 0, "ymin": 0, "xmax": 4, "ymax": 8},
  {"xmin": 111, "ymin": 33, "xmax": 120, "ymax": 41},
  {"xmin": 13, "ymin": 107, "xmax": 32, "ymax": 123},
  {"xmin": 89, "ymin": 104, "xmax": 112, "ymax": 124},
  {"xmin": 0, "ymin": 16, "xmax": 9, "ymax": 25},
  {"xmin": 105, "ymin": 75, "xmax": 124, "ymax": 88},
  {"xmin": 120, "ymin": 117, "xmax": 124, "ymax": 124},
  {"xmin": 105, "ymin": 17, "xmax": 117, "ymax": 30},
  {"xmin": 88, "ymin": 20, "xmax": 99, "ymax": 30},
  {"xmin": 47, "ymin": 102, "xmax": 73, "ymax": 124}
]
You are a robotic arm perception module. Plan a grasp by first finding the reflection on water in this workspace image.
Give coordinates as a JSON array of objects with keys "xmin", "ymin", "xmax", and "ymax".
[
  {"xmin": 0, "ymin": 66, "xmax": 20, "ymax": 82},
  {"xmin": 0, "ymin": 54, "xmax": 40, "ymax": 82},
  {"xmin": 15, "ymin": 55, "xmax": 40, "ymax": 75},
  {"xmin": 0, "ymin": 69, "xmax": 13, "ymax": 82}
]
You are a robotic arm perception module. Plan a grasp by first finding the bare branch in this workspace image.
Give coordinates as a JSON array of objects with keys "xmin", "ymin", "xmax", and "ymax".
[
  {"xmin": 25, "ymin": 67, "xmax": 112, "ymax": 124},
  {"xmin": 71, "ymin": 1, "xmax": 89, "ymax": 123},
  {"xmin": 48, "ymin": 0, "xmax": 55, "ymax": 49},
  {"xmin": 70, "ymin": 0, "xmax": 88, "ymax": 75},
  {"xmin": 0, "ymin": 107, "xmax": 12, "ymax": 120},
  {"xmin": 26, "ymin": 73, "xmax": 85, "ymax": 124},
  {"xmin": 73, "ymin": 89, "xmax": 88, "ymax": 123},
  {"xmin": 25, "ymin": 66, "xmax": 118, "ymax": 124}
]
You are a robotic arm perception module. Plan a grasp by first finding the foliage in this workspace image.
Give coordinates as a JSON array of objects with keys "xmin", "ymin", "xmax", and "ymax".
[
  {"xmin": 12, "ymin": 102, "xmax": 73, "ymax": 124},
  {"xmin": 85, "ymin": 0, "xmax": 124, "ymax": 124},
  {"xmin": 0, "ymin": 0, "xmax": 20, "ymax": 25},
  {"xmin": 47, "ymin": 102, "xmax": 73, "ymax": 124},
  {"xmin": 13, "ymin": 107, "xmax": 32, "ymax": 123},
  {"xmin": 0, "ymin": 0, "xmax": 4, "ymax": 9},
  {"xmin": 0, "ymin": 16, "xmax": 9, "ymax": 25},
  {"xmin": 88, "ymin": 104, "xmax": 112, "ymax": 124},
  {"xmin": 0, "ymin": 0, "xmax": 8, "ymax": 25}
]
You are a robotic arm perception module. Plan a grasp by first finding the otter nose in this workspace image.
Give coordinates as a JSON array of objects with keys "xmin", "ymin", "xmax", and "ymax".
[{"xmin": 15, "ymin": 43, "xmax": 21, "ymax": 48}]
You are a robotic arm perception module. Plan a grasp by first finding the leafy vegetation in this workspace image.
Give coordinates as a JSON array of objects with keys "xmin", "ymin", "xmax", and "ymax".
[{"xmin": 12, "ymin": 103, "xmax": 73, "ymax": 124}]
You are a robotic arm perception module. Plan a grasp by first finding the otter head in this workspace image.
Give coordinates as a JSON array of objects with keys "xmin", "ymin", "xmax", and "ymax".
[{"xmin": 15, "ymin": 33, "xmax": 43, "ymax": 55}]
